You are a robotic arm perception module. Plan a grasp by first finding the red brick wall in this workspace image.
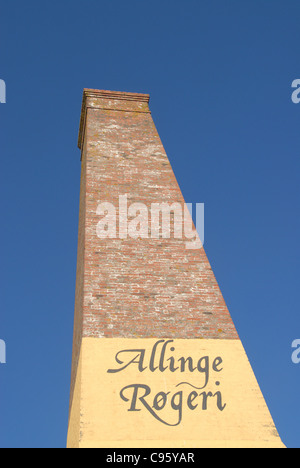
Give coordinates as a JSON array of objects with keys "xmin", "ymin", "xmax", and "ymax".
[{"xmin": 75, "ymin": 89, "xmax": 238, "ymax": 340}]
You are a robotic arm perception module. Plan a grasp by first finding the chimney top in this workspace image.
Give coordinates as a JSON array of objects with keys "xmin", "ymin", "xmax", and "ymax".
[{"xmin": 78, "ymin": 89, "xmax": 150, "ymax": 150}]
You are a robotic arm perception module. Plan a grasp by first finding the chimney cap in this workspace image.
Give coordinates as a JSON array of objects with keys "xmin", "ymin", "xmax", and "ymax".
[{"xmin": 82, "ymin": 88, "xmax": 150, "ymax": 102}]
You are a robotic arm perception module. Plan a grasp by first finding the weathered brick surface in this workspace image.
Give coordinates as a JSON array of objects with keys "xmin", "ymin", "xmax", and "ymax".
[
  {"xmin": 69, "ymin": 89, "xmax": 239, "ymax": 412},
  {"xmin": 75, "ymin": 89, "xmax": 239, "ymax": 340}
]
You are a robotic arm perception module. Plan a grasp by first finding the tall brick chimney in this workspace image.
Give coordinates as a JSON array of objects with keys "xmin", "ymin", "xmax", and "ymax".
[{"xmin": 67, "ymin": 89, "xmax": 284, "ymax": 448}]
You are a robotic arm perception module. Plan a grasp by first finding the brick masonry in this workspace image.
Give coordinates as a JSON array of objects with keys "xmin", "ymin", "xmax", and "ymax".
[{"xmin": 69, "ymin": 89, "xmax": 239, "ymax": 412}]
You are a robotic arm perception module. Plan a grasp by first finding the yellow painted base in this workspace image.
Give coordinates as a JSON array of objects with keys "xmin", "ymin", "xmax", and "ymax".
[{"xmin": 67, "ymin": 338, "xmax": 285, "ymax": 448}]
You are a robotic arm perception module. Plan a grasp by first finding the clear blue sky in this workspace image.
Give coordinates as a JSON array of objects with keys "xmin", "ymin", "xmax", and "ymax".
[{"xmin": 0, "ymin": 0, "xmax": 299, "ymax": 448}]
